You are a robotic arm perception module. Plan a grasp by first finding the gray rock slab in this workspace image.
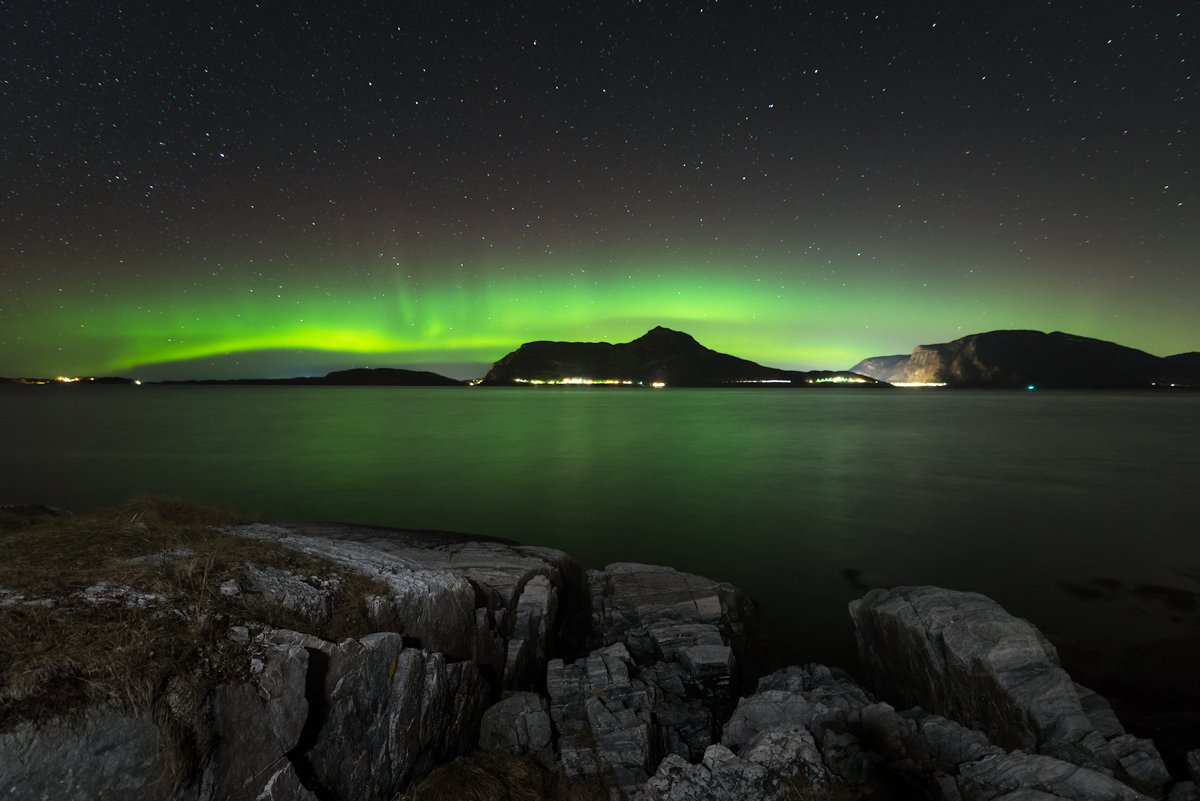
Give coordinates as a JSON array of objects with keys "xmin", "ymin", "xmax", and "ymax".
[
  {"xmin": 588, "ymin": 562, "xmax": 757, "ymax": 676},
  {"xmin": 722, "ymin": 664, "xmax": 872, "ymax": 752},
  {"xmin": 637, "ymin": 727, "xmax": 827, "ymax": 801},
  {"xmin": 0, "ymin": 708, "xmax": 170, "ymax": 801},
  {"xmin": 241, "ymin": 565, "xmax": 334, "ymax": 625},
  {"xmin": 229, "ymin": 524, "xmax": 483, "ymax": 659},
  {"xmin": 503, "ymin": 574, "xmax": 558, "ymax": 689},
  {"xmin": 850, "ymin": 586, "xmax": 1113, "ymax": 768},
  {"xmin": 229, "ymin": 524, "xmax": 575, "ymax": 682},
  {"xmin": 478, "ymin": 692, "xmax": 555, "ymax": 769},
  {"xmin": 957, "ymin": 752, "xmax": 1151, "ymax": 801},
  {"xmin": 208, "ymin": 640, "xmax": 310, "ymax": 801},
  {"xmin": 307, "ymin": 632, "xmax": 490, "ymax": 801},
  {"xmin": 547, "ymin": 644, "xmax": 654, "ymax": 794},
  {"xmin": 1108, "ymin": 734, "xmax": 1171, "ymax": 793},
  {"xmin": 1074, "ymin": 683, "xmax": 1127, "ymax": 740}
]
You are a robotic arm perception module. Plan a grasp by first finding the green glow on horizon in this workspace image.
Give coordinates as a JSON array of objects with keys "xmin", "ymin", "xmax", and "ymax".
[{"xmin": 7, "ymin": 255, "xmax": 1195, "ymax": 378}]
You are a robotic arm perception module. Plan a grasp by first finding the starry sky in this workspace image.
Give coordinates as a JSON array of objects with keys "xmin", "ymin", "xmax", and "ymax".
[{"xmin": 2, "ymin": 2, "xmax": 1196, "ymax": 379}]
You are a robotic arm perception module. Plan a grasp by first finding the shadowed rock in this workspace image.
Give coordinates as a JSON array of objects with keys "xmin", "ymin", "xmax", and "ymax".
[
  {"xmin": 478, "ymin": 691, "xmax": 556, "ymax": 770},
  {"xmin": 0, "ymin": 709, "xmax": 172, "ymax": 801}
]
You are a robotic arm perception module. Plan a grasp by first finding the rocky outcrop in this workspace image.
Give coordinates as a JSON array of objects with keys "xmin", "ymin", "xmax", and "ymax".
[
  {"xmin": 3, "ymin": 521, "xmax": 1194, "ymax": 801},
  {"xmin": 635, "ymin": 728, "xmax": 827, "ymax": 801},
  {"xmin": 631, "ymin": 582, "xmax": 1188, "ymax": 801},
  {"xmin": 231, "ymin": 524, "xmax": 583, "ymax": 683},
  {"xmin": 533, "ymin": 563, "xmax": 762, "ymax": 796},
  {"xmin": 850, "ymin": 329, "xmax": 1196, "ymax": 388},
  {"xmin": 587, "ymin": 562, "xmax": 762, "ymax": 691},
  {"xmin": 0, "ymin": 523, "xmax": 581, "ymax": 801},
  {"xmin": 206, "ymin": 638, "xmax": 312, "ymax": 801},
  {"xmin": 849, "ymin": 585, "xmax": 1171, "ymax": 794},
  {"xmin": 646, "ymin": 662, "xmax": 1163, "ymax": 801},
  {"xmin": 845, "ymin": 354, "xmax": 910, "ymax": 384},
  {"xmin": 850, "ymin": 586, "xmax": 1108, "ymax": 762},
  {"xmin": 479, "ymin": 692, "xmax": 556, "ymax": 769}
]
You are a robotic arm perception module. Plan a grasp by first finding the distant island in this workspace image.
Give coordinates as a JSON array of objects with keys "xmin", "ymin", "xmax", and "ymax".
[
  {"xmin": 0, "ymin": 375, "xmax": 141, "ymax": 386},
  {"xmin": 481, "ymin": 326, "xmax": 884, "ymax": 388},
  {"xmin": 851, "ymin": 330, "xmax": 1200, "ymax": 389},
  {"xmin": 6, "ymin": 327, "xmax": 1198, "ymax": 389},
  {"xmin": 0, "ymin": 368, "xmax": 463, "ymax": 388},
  {"xmin": 158, "ymin": 367, "xmax": 465, "ymax": 387}
]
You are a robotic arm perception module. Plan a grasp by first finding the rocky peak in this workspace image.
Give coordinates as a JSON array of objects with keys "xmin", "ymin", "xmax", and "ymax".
[{"xmin": 628, "ymin": 326, "xmax": 705, "ymax": 354}]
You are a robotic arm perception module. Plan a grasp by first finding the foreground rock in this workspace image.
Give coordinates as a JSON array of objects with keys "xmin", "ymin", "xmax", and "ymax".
[
  {"xmin": 2, "ymin": 521, "xmax": 1193, "ymax": 801},
  {"xmin": 0, "ymin": 523, "xmax": 582, "ymax": 801},
  {"xmin": 850, "ymin": 586, "xmax": 1170, "ymax": 794},
  {"xmin": 537, "ymin": 563, "xmax": 760, "ymax": 795},
  {"xmin": 0, "ymin": 709, "xmax": 173, "ymax": 801}
]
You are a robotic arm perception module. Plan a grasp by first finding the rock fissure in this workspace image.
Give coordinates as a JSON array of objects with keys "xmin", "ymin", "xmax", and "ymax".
[{"xmin": 285, "ymin": 647, "xmax": 336, "ymax": 801}]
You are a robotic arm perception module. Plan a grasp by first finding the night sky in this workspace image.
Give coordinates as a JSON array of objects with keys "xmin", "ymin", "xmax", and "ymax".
[{"xmin": 3, "ymin": 2, "xmax": 1196, "ymax": 379}]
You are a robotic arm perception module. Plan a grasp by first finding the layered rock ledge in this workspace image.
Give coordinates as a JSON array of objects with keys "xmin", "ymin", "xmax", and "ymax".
[{"xmin": 2, "ymin": 523, "xmax": 1196, "ymax": 801}]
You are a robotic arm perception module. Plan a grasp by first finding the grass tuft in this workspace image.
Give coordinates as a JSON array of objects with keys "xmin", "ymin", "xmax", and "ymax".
[
  {"xmin": 0, "ymin": 496, "xmax": 388, "ymax": 776},
  {"xmin": 780, "ymin": 773, "xmax": 866, "ymax": 800}
]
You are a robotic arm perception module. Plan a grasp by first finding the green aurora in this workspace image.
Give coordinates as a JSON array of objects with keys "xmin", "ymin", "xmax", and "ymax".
[
  {"xmin": 6, "ymin": 254, "xmax": 1193, "ymax": 380},
  {"xmin": 4, "ymin": 4, "xmax": 1197, "ymax": 383}
]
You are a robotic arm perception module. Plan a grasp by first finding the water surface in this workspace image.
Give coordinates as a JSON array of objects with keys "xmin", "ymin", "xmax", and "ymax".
[{"xmin": 4, "ymin": 386, "xmax": 1198, "ymax": 727}]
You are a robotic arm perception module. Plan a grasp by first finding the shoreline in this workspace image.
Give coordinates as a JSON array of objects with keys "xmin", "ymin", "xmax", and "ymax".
[
  {"xmin": 2, "ymin": 504, "xmax": 1197, "ymax": 799},
  {"xmin": 4, "ymin": 502, "xmax": 1198, "ymax": 769}
]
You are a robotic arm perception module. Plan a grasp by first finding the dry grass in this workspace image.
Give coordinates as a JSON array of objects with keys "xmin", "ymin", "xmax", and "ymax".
[
  {"xmin": 780, "ymin": 773, "xmax": 865, "ymax": 801},
  {"xmin": 405, "ymin": 752, "xmax": 609, "ymax": 801},
  {"xmin": 0, "ymin": 496, "xmax": 387, "ymax": 733}
]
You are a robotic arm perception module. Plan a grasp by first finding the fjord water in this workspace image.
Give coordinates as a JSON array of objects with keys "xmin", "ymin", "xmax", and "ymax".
[{"xmin": 5, "ymin": 387, "xmax": 1198, "ymax": 709}]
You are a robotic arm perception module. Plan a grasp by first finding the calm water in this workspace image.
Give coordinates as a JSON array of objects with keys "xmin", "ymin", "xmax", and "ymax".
[{"xmin": 4, "ymin": 386, "xmax": 1198, "ymax": 722}]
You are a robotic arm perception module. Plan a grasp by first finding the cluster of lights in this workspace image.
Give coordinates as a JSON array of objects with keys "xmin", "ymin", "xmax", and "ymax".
[
  {"xmin": 808, "ymin": 376, "xmax": 870, "ymax": 384},
  {"xmin": 732, "ymin": 379, "xmax": 793, "ymax": 384},
  {"xmin": 50, "ymin": 376, "xmax": 142, "ymax": 386},
  {"xmin": 512, "ymin": 377, "xmax": 666, "ymax": 388},
  {"xmin": 892, "ymin": 382, "xmax": 948, "ymax": 388}
]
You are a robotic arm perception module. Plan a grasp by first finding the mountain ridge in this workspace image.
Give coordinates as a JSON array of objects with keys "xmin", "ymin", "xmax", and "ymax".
[
  {"xmin": 483, "ymin": 326, "xmax": 883, "ymax": 387},
  {"xmin": 850, "ymin": 329, "xmax": 1199, "ymax": 388}
]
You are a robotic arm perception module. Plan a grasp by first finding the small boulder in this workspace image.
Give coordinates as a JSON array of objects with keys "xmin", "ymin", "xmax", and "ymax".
[
  {"xmin": 479, "ymin": 692, "xmax": 555, "ymax": 769},
  {"xmin": 242, "ymin": 565, "xmax": 334, "ymax": 624},
  {"xmin": 1107, "ymin": 734, "xmax": 1171, "ymax": 794}
]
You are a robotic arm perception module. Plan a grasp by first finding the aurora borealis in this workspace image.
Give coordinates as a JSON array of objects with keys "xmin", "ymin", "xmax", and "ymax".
[{"xmin": 2, "ymin": 3, "xmax": 1197, "ymax": 380}]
